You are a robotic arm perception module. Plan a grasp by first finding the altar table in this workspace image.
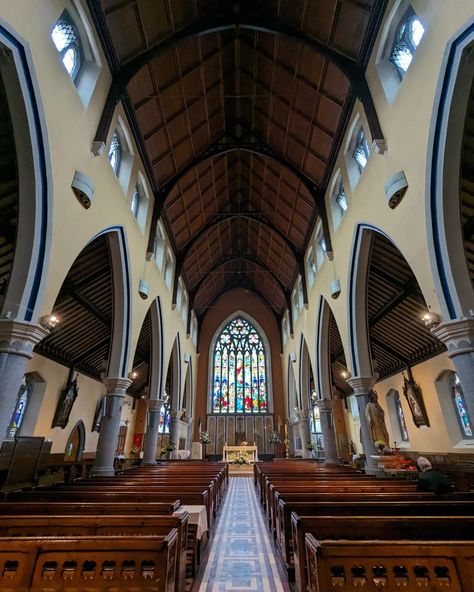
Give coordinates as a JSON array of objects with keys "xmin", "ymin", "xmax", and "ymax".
[{"xmin": 223, "ymin": 445, "xmax": 258, "ymax": 463}]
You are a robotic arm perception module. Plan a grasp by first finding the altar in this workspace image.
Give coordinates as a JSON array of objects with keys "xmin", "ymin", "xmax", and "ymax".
[{"xmin": 223, "ymin": 444, "xmax": 258, "ymax": 463}]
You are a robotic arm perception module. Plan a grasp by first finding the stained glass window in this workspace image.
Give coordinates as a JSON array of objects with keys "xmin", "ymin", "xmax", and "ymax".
[
  {"xmin": 390, "ymin": 8, "xmax": 425, "ymax": 77},
  {"xmin": 394, "ymin": 391, "xmax": 409, "ymax": 442},
  {"xmin": 310, "ymin": 402, "xmax": 324, "ymax": 451},
  {"xmin": 51, "ymin": 11, "xmax": 83, "ymax": 81},
  {"xmin": 108, "ymin": 132, "xmax": 122, "ymax": 174},
  {"xmin": 158, "ymin": 395, "xmax": 170, "ymax": 434},
  {"xmin": 353, "ymin": 127, "xmax": 370, "ymax": 172},
  {"xmin": 212, "ymin": 317, "xmax": 268, "ymax": 413},
  {"xmin": 8, "ymin": 376, "xmax": 33, "ymax": 438},
  {"xmin": 450, "ymin": 374, "xmax": 473, "ymax": 438}
]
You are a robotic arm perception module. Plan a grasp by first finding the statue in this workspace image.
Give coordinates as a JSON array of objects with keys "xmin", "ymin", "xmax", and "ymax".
[{"xmin": 365, "ymin": 390, "xmax": 390, "ymax": 450}]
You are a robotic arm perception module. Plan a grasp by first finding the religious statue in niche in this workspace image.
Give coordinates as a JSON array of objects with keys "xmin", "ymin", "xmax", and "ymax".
[
  {"xmin": 402, "ymin": 372, "xmax": 430, "ymax": 428},
  {"xmin": 365, "ymin": 390, "xmax": 390, "ymax": 450},
  {"xmin": 51, "ymin": 373, "xmax": 79, "ymax": 429}
]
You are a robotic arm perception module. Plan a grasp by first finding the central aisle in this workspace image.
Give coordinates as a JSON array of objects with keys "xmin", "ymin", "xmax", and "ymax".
[{"xmin": 196, "ymin": 476, "xmax": 290, "ymax": 592}]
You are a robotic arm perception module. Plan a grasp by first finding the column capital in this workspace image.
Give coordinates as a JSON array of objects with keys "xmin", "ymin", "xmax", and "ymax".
[
  {"xmin": 346, "ymin": 375, "xmax": 376, "ymax": 395},
  {"xmin": 0, "ymin": 319, "xmax": 49, "ymax": 358},
  {"xmin": 296, "ymin": 409, "xmax": 310, "ymax": 421},
  {"xmin": 170, "ymin": 409, "xmax": 184, "ymax": 421},
  {"xmin": 431, "ymin": 317, "xmax": 474, "ymax": 357},
  {"xmin": 103, "ymin": 377, "xmax": 132, "ymax": 395},
  {"xmin": 315, "ymin": 398, "xmax": 334, "ymax": 412},
  {"xmin": 148, "ymin": 398, "xmax": 164, "ymax": 412}
]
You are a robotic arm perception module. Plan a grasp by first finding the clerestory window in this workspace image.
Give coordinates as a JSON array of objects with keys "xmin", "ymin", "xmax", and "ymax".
[
  {"xmin": 51, "ymin": 11, "xmax": 83, "ymax": 81},
  {"xmin": 390, "ymin": 8, "xmax": 425, "ymax": 78}
]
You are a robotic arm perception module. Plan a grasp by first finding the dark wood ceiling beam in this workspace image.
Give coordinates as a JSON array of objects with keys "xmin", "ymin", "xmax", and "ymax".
[
  {"xmin": 190, "ymin": 254, "xmax": 290, "ymax": 302},
  {"xmin": 89, "ymin": 2, "xmax": 383, "ymax": 160},
  {"xmin": 72, "ymin": 337, "xmax": 110, "ymax": 365},
  {"xmin": 371, "ymin": 265, "xmax": 426, "ymax": 306},
  {"xmin": 62, "ymin": 280, "xmax": 111, "ymax": 328},
  {"xmin": 371, "ymin": 336, "xmax": 411, "ymax": 365},
  {"xmin": 369, "ymin": 279, "xmax": 420, "ymax": 327}
]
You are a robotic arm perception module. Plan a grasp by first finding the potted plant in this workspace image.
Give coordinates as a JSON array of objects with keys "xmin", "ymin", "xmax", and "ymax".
[
  {"xmin": 374, "ymin": 439, "xmax": 386, "ymax": 454},
  {"xmin": 199, "ymin": 431, "xmax": 211, "ymax": 458},
  {"xmin": 306, "ymin": 440, "xmax": 315, "ymax": 457},
  {"xmin": 159, "ymin": 442, "xmax": 176, "ymax": 459}
]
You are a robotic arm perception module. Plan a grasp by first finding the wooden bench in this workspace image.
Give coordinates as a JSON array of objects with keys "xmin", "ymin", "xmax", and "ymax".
[
  {"xmin": 276, "ymin": 499, "xmax": 474, "ymax": 575},
  {"xmin": 0, "ymin": 513, "xmax": 187, "ymax": 592},
  {"xmin": 306, "ymin": 535, "xmax": 474, "ymax": 592},
  {"xmin": 292, "ymin": 515, "xmax": 474, "ymax": 592},
  {"xmin": 0, "ymin": 532, "xmax": 178, "ymax": 592}
]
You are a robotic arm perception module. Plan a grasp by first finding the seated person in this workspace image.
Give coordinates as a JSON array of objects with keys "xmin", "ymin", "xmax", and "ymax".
[{"xmin": 416, "ymin": 456, "xmax": 453, "ymax": 495}]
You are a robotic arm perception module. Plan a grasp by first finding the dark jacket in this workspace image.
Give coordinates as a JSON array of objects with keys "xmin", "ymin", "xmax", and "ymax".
[{"xmin": 417, "ymin": 469, "xmax": 453, "ymax": 495}]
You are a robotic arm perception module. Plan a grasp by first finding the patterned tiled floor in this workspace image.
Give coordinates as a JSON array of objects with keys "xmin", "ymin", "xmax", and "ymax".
[{"xmin": 195, "ymin": 477, "xmax": 291, "ymax": 591}]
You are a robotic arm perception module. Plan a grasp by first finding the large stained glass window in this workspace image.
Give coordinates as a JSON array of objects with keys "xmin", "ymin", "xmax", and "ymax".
[
  {"xmin": 450, "ymin": 373, "xmax": 473, "ymax": 439},
  {"xmin": 212, "ymin": 317, "xmax": 268, "ymax": 413},
  {"xmin": 8, "ymin": 376, "xmax": 33, "ymax": 438},
  {"xmin": 310, "ymin": 402, "xmax": 324, "ymax": 451}
]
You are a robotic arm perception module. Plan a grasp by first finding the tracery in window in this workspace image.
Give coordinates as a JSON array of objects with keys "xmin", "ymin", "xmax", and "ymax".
[
  {"xmin": 8, "ymin": 376, "xmax": 33, "ymax": 438},
  {"xmin": 390, "ymin": 8, "xmax": 425, "ymax": 76},
  {"xmin": 310, "ymin": 401, "xmax": 324, "ymax": 451},
  {"xmin": 353, "ymin": 127, "xmax": 370, "ymax": 172},
  {"xmin": 212, "ymin": 317, "xmax": 268, "ymax": 414},
  {"xmin": 450, "ymin": 374, "xmax": 473, "ymax": 438},
  {"xmin": 51, "ymin": 11, "xmax": 83, "ymax": 81},
  {"xmin": 108, "ymin": 132, "xmax": 122, "ymax": 174},
  {"xmin": 394, "ymin": 391, "xmax": 409, "ymax": 442}
]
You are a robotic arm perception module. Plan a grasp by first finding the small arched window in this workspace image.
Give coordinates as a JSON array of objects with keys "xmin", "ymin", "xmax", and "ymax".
[
  {"xmin": 352, "ymin": 127, "xmax": 370, "ymax": 172},
  {"xmin": 212, "ymin": 316, "xmax": 268, "ymax": 414},
  {"xmin": 390, "ymin": 8, "xmax": 425, "ymax": 77},
  {"xmin": 310, "ymin": 402, "xmax": 324, "ymax": 451},
  {"xmin": 108, "ymin": 132, "xmax": 122, "ymax": 175},
  {"xmin": 394, "ymin": 391, "xmax": 409, "ymax": 442},
  {"xmin": 51, "ymin": 11, "xmax": 83, "ymax": 81},
  {"xmin": 450, "ymin": 374, "xmax": 473, "ymax": 439},
  {"xmin": 8, "ymin": 376, "xmax": 33, "ymax": 438}
]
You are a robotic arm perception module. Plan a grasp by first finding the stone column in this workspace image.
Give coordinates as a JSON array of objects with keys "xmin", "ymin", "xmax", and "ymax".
[
  {"xmin": 90, "ymin": 377, "xmax": 131, "ymax": 476},
  {"xmin": 316, "ymin": 398, "xmax": 339, "ymax": 464},
  {"xmin": 297, "ymin": 410, "xmax": 312, "ymax": 458},
  {"xmin": 432, "ymin": 318, "xmax": 474, "ymax": 422},
  {"xmin": 346, "ymin": 376, "xmax": 380, "ymax": 475},
  {"xmin": 0, "ymin": 320, "xmax": 49, "ymax": 440},
  {"xmin": 141, "ymin": 399, "xmax": 163, "ymax": 465},
  {"xmin": 169, "ymin": 410, "xmax": 183, "ymax": 455}
]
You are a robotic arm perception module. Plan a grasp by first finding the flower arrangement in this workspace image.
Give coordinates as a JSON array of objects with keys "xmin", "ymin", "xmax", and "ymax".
[
  {"xmin": 232, "ymin": 451, "xmax": 250, "ymax": 465},
  {"xmin": 199, "ymin": 431, "xmax": 211, "ymax": 445},
  {"xmin": 305, "ymin": 440, "xmax": 315, "ymax": 451},
  {"xmin": 130, "ymin": 444, "xmax": 141, "ymax": 455},
  {"xmin": 268, "ymin": 430, "xmax": 282, "ymax": 445},
  {"xmin": 374, "ymin": 439, "xmax": 386, "ymax": 452},
  {"xmin": 159, "ymin": 442, "xmax": 176, "ymax": 457}
]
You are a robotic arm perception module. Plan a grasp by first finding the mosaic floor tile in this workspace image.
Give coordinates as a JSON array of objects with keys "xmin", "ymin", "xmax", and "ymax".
[{"xmin": 195, "ymin": 477, "xmax": 291, "ymax": 591}]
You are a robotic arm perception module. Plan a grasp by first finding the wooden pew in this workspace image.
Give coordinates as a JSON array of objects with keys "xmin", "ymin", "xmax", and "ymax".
[
  {"xmin": 0, "ymin": 514, "xmax": 187, "ymax": 592},
  {"xmin": 276, "ymin": 499, "xmax": 474, "ymax": 575},
  {"xmin": 0, "ymin": 532, "xmax": 178, "ymax": 592},
  {"xmin": 292, "ymin": 515, "xmax": 474, "ymax": 592}
]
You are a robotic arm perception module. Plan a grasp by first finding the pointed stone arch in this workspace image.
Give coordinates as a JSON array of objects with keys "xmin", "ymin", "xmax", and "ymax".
[
  {"xmin": 0, "ymin": 19, "xmax": 52, "ymax": 322},
  {"xmin": 426, "ymin": 18, "xmax": 474, "ymax": 318}
]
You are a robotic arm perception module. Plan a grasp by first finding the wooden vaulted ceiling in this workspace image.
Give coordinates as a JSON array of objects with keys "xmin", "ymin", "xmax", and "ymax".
[{"xmin": 90, "ymin": 0, "xmax": 387, "ymax": 318}]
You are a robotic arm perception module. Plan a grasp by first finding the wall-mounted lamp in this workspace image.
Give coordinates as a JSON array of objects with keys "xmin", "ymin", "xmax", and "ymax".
[
  {"xmin": 341, "ymin": 370, "xmax": 350, "ymax": 380},
  {"xmin": 40, "ymin": 314, "xmax": 60, "ymax": 329},
  {"xmin": 128, "ymin": 370, "xmax": 138, "ymax": 380},
  {"xmin": 290, "ymin": 352, "xmax": 297, "ymax": 363},
  {"xmin": 422, "ymin": 312, "xmax": 440, "ymax": 329}
]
